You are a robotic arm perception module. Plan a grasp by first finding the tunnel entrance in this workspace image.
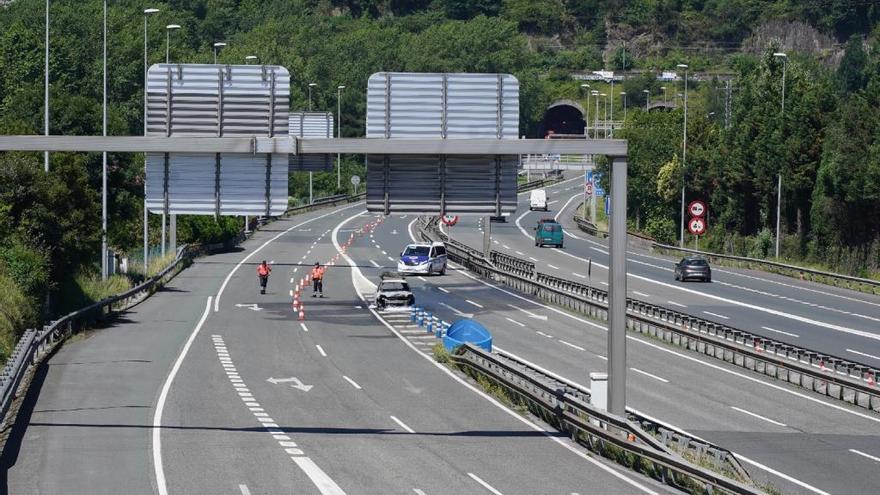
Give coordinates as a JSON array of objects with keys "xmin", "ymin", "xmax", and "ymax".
[{"xmin": 539, "ymin": 100, "xmax": 586, "ymax": 138}]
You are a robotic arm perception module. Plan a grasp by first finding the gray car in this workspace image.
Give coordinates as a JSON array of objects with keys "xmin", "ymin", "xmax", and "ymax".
[{"xmin": 674, "ymin": 256, "xmax": 712, "ymax": 282}]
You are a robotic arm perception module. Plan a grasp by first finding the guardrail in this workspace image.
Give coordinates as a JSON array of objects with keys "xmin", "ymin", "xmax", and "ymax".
[
  {"xmin": 652, "ymin": 242, "xmax": 880, "ymax": 296},
  {"xmin": 517, "ymin": 173, "xmax": 563, "ymax": 193},
  {"xmin": 285, "ymin": 192, "xmax": 365, "ymax": 216},
  {"xmin": 419, "ymin": 219, "xmax": 880, "ymax": 412},
  {"xmin": 452, "ymin": 345, "xmax": 761, "ymax": 494}
]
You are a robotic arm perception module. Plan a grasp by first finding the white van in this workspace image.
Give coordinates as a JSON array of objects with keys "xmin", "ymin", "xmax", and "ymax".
[{"xmin": 529, "ymin": 189, "xmax": 548, "ymax": 211}]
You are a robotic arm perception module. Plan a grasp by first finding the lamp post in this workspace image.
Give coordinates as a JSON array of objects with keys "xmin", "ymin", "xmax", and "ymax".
[
  {"xmin": 620, "ymin": 91, "xmax": 627, "ymax": 124},
  {"xmin": 337, "ymin": 85, "xmax": 345, "ymax": 190},
  {"xmin": 591, "ymin": 90, "xmax": 599, "ymax": 142},
  {"xmin": 143, "ymin": 7, "xmax": 160, "ymax": 272},
  {"xmin": 600, "ymin": 93, "xmax": 608, "ymax": 139},
  {"xmin": 213, "ymin": 41, "xmax": 226, "ymax": 64},
  {"xmin": 44, "ymin": 0, "xmax": 50, "ymax": 172},
  {"xmin": 677, "ymin": 63, "xmax": 689, "ymax": 248},
  {"xmin": 609, "ymin": 78, "xmax": 614, "ymax": 138},
  {"xmin": 642, "ymin": 89, "xmax": 649, "ymax": 110},
  {"xmin": 245, "ymin": 55, "xmax": 258, "ymax": 64},
  {"xmin": 661, "ymin": 86, "xmax": 667, "ymax": 104},
  {"xmin": 163, "ymin": 23, "xmax": 181, "ymax": 258},
  {"xmin": 101, "ymin": 0, "xmax": 108, "ymax": 279},
  {"xmin": 774, "ymin": 52, "xmax": 787, "ymax": 115},
  {"xmin": 308, "ymin": 82, "xmax": 317, "ymax": 111},
  {"xmin": 580, "ymin": 83, "xmax": 590, "ymax": 138}
]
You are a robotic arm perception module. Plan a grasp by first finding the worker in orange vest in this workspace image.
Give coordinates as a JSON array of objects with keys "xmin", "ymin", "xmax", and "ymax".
[
  {"xmin": 257, "ymin": 260, "xmax": 271, "ymax": 295},
  {"xmin": 311, "ymin": 262, "xmax": 325, "ymax": 297}
]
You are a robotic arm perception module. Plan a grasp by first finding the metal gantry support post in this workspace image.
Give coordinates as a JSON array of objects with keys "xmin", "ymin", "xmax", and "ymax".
[{"xmin": 607, "ymin": 155, "xmax": 628, "ymax": 416}]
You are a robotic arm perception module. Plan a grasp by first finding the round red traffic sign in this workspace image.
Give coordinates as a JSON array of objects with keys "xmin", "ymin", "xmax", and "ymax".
[
  {"xmin": 688, "ymin": 200, "xmax": 706, "ymax": 218},
  {"xmin": 585, "ymin": 182, "xmax": 593, "ymax": 196},
  {"xmin": 441, "ymin": 214, "xmax": 459, "ymax": 226},
  {"xmin": 688, "ymin": 217, "xmax": 707, "ymax": 236}
]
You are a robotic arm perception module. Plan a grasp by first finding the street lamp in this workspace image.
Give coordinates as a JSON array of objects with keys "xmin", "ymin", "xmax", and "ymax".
[
  {"xmin": 337, "ymin": 84, "xmax": 345, "ymax": 189},
  {"xmin": 642, "ymin": 89, "xmax": 650, "ymax": 110},
  {"xmin": 143, "ymin": 7, "xmax": 160, "ymax": 272},
  {"xmin": 774, "ymin": 52, "xmax": 787, "ymax": 115},
  {"xmin": 245, "ymin": 55, "xmax": 258, "ymax": 64},
  {"xmin": 591, "ymin": 90, "xmax": 599, "ymax": 141},
  {"xmin": 308, "ymin": 82, "xmax": 317, "ymax": 111},
  {"xmin": 580, "ymin": 83, "xmax": 590, "ymax": 138},
  {"xmin": 660, "ymin": 86, "xmax": 667, "ymax": 104},
  {"xmin": 620, "ymin": 91, "xmax": 627, "ymax": 124},
  {"xmin": 44, "ymin": 0, "xmax": 50, "ymax": 172},
  {"xmin": 165, "ymin": 24, "xmax": 180, "ymax": 64},
  {"xmin": 101, "ymin": 0, "xmax": 108, "ymax": 279},
  {"xmin": 213, "ymin": 41, "xmax": 227, "ymax": 64},
  {"xmin": 677, "ymin": 63, "xmax": 689, "ymax": 248},
  {"xmin": 600, "ymin": 93, "xmax": 608, "ymax": 139}
]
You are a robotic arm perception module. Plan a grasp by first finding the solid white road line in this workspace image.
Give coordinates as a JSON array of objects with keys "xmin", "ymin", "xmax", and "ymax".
[
  {"xmin": 558, "ymin": 340, "xmax": 585, "ymax": 351},
  {"xmin": 702, "ymin": 311, "xmax": 730, "ymax": 320},
  {"xmin": 239, "ymin": 484, "xmax": 252, "ymax": 495},
  {"xmin": 369, "ymin": 260, "xmax": 381, "ymax": 267},
  {"xmin": 734, "ymin": 453, "xmax": 831, "ymax": 495},
  {"xmin": 390, "ymin": 415, "xmax": 416, "ymax": 434},
  {"xmin": 591, "ymin": 246, "xmax": 609, "ymax": 255},
  {"xmin": 849, "ymin": 449, "xmax": 880, "ymax": 464},
  {"xmin": 846, "ymin": 348, "xmax": 880, "ymax": 361},
  {"xmin": 342, "ymin": 376, "xmax": 362, "ymax": 390},
  {"xmin": 215, "ymin": 203, "xmax": 361, "ymax": 311},
  {"xmin": 153, "ymin": 297, "xmax": 212, "ymax": 495},
  {"xmin": 290, "ymin": 457, "xmax": 347, "ymax": 495},
  {"xmin": 300, "ymin": 323, "xmax": 309, "ymax": 332},
  {"xmin": 466, "ymin": 299, "xmax": 484, "ymax": 308},
  {"xmin": 316, "ymin": 345, "xmax": 327, "ymax": 357},
  {"xmin": 730, "ymin": 406, "xmax": 787, "ymax": 427},
  {"xmin": 667, "ymin": 300, "xmax": 687, "ymax": 308},
  {"xmin": 630, "ymin": 367, "xmax": 669, "ymax": 383},
  {"xmin": 505, "ymin": 317, "xmax": 526, "ymax": 327},
  {"xmin": 762, "ymin": 326, "xmax": 800, "ymax": 338},
  {"xmin": 554, "ymin": 193, "xmax": 582, "ymax": 221},
  {"xmin": 467, "ymin": 473, "xmax": 504, "ymax": 495}
]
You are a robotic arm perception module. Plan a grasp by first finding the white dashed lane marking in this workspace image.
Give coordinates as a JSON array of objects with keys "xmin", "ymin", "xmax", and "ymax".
[
  {"xmin": 667, "ymin": 300, "xmax": 687, "ymax": 308},
  {"xmin": 465, "ymin": 299, "xmax": 484, "ymax": 309},
  {"xmin": 316, "ymin": 345, "xmax": 327, "ymax": 357},
  {"xmin": 761, "ymin": 326, "xmax": 799, "ymax": 338},
  {"xmin": 703, "ymin": 311, "xmax": 730, "ymax": 320},
  {"xmin": 850, "ymin": 449, "xmax": 880, "ymax": 464},
  {"xmin": 505, "ymin": 317, "xmax": 525, "ymax": 327},
  {"xmin": 730, "ymin": 406, "xmax": 787, "ymax": 427},
  {"xmin": 343, "ymin": 375, "xmax": 363, "ymax": 390},
  {"xmin": 846, "ymin": 348, "xmax": 880, "ymax": 361},
  {"xmin": 630, "ymin": 367, "xmax": 669, "ymax": 383},
  {"xmin": 390, "ymin": 415, "xmax": 416, "ymax": 434}
]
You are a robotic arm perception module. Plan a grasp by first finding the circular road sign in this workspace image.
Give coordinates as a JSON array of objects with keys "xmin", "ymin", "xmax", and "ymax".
[
  {"xmin": 441, "ymin": 214, "xmax": 459, "ymax": 226},
  {"xmin": 585, "ymin": 182, "xmax": 593, "ymax": 196},
  {"xmin": 688, "ymin": 200, "xmax": 706, "ymax": 218},
  {"xmin": 350, "ymin": 175, "xmax": 361, "ymax": 186},
  {"xmin": 688, "ymin": 217, "xmax": 707, "ymax": 236}
]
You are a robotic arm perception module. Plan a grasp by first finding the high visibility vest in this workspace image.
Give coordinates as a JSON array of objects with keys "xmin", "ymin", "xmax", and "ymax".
[
  {"xmin": 257, "ymin": 264, "xmax": 270, "ymax": 276},
  {"xmin": 311, "ymin": 267, "xmax": 324, "ymax": 280}
]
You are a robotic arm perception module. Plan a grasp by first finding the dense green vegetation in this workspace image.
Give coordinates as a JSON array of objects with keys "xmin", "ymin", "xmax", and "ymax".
[{"xmin": 1, "ymin": 0, "xmax": 879, "ymax": 358}]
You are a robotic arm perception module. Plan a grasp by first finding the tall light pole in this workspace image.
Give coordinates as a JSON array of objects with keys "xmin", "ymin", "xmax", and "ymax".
[
  {"xmin": 591, "ymin": 90, "xmax": 599, "ymax": 142},
  {"xmin": 774, "ymin": 52, "xmax": 787, "ymax": 115},
  {"xmin": 307, "ymin": 82, "xmax": 317, "ymax": 203},
  {"xmin": 661, "ymin": 86, "xmax": 667, "ymax": 104},
  {"xmin": 337, "ymin": 85, "xmax": 345, "ymax": 190},
  {"xmin": 245, "ymin": 55, "xmax": 258, "ymax": 64},
  {"xmin": 580, "ymin": 83, "xmax": 590, "ymax": 138},
  {"xmin": 308, "ymin": 82, "xmax": 317, "ymax": 111},
  {"xmin": 609, "ymin": 78, "xmax": 614, "ymax": 137},
  {"xmin": 642, "ymin": 89, "xmax": 649, "ymax": 110},
  {"xmin": 600, "ymin": 93, "xmax": 608, "ymax": 139},
  {"xmin": 620, "ymin": 91, "xmax": 627, "ymax": 124},
  {"xmin": 44, "ymin": 0, "xmax": 50, "ymax": 172},
  {"xmin": 100, "ymin": 0, "xmax": 109, "ymax": 279},
  {"xmin": 677, "ymin": 63, "xmax": 689, "ymax": 248},
  {"xmin": 163, "ymin": 24, "xmax": 181, "ymax": 257},
  {"xmin": 143, "ymin": 7, "xmax": 160, "ymax": 272},
  {"xmin": 213, "ymin": 41, "xmax": 227, "ymax": 64}
]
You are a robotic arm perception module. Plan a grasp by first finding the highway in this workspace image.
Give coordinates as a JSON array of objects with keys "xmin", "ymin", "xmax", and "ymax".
[
  {"xmin": 349, "ymin": 210, "xmax": 880, "ymax": 494},
  {"xmin": 450, "ymin": 175, "xmax": 880, "ymax": 365},
  {"xmin": 3, "ymin": 203, "xmax": 672, "ymax": 494}
]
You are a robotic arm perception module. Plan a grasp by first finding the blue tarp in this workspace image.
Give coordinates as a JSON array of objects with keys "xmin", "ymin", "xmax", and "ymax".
[{"xmin": 443, "ymin": 319, "xmax": 492, "ymax": 352}]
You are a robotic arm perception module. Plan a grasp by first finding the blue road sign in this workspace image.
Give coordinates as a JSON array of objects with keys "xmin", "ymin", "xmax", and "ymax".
[
  {"xmin": 593, "ymin": 172, "xmax": 606, "ymax": 196},
  {"xmin": 605, "ymin": 196, "xmax": 611, "ymax": 215}
]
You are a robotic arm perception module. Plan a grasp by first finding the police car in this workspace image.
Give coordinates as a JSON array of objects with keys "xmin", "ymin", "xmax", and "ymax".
[{"xmin": 397, "ymin": 241, "xmax": 447, "ymax": 275}]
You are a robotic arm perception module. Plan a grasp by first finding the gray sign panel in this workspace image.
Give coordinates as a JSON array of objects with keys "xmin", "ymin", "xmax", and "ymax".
[
  {"xmin": 365, "ymin": 72, "xmax": 519, "ymax": 215},
  {"xmin": 289, "ymin": 112, "xmax": 334, "ymax": 172},
  {"xmin": 145, "ymin": 64, "xmax": 289, "ymax": 216}
]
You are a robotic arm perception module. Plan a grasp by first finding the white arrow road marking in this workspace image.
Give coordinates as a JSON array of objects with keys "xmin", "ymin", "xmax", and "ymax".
[
  {"xmin": 267, "ymin": 377, "xmax": 314, "ymax": 392},
  {"xmin": 440, "ymin": 302, "xmax": 474, "ymax": 318},
  {"xmin": 507, "ymin": 304, "xmax": 547, "ymax": 320},
  {"xmin": 235, "ymin": 303, "xmax": 262, "ymax": 311}
]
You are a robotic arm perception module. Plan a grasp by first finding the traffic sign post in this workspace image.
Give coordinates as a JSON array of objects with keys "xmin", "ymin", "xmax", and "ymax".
[
  {"xmin": 688, "ymin": 200, "xmax": 706, "ymax": 218},
  {"xmin": 687, "ymin": 200, "xmax": 707, "ymax": 249},
  {"xmin": 441, "ymin": 214, "xmax": 459, "ymax": 226},
  {"xmin": 351, "ymin": 175, "xmax": 361, "ymax": 195}
]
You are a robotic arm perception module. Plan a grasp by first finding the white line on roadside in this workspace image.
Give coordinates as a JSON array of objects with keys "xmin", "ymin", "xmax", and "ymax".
[
  {"xmin": 390, "ymin": 415, "xmax": 415, "ymax": 434},
  {"xmin": 515, "ymin": 251, "xmax": 525, "ymax": 256},
  {"xmin": 467, "ymin": 473, "xmax": 504, "ymax": 495},
  {"xmin": 558, "ymin": 340, "xmax": 585, "ymax": 351},
  {"xmin": 438, "ymin": 287, "xmax": 450, "ymax": 293},
  {"xmin": 413, "ymin": 489, "xmax": 427, "ymax": 495},
  {"xmin": 850, "ymin": 449, "xmax": 880, "ymax": 464},
  {"xmin": 730, "ymin": 406, "xmax": 786, "ymax": 427},
  {"xmin": 630, "ymin": 368, "xmax": 669, "ymax": 383},
  {"xmin": 239, "ymin": 485, "xmax": 252, "ymax": 495},
  {"xmin": 300, "ymin": 323, "xmax": 309, "ymax": 332},
  {"xmin": 289, "ymin": 290, "xmax": 294, "ymax": 297},
  {"xmin": 505, "ymin": 317, "xmax": 525, "ymax": 327},
  {"xmin": 153, "ymin": 298, "xmax": 212, "ymax": 495},
  {"xmin": 633, "ymin": 291, "xmax": 650, "ymax": 298},
  {"xmin": 547, "ymin": 264, "xmax": 560, "ymax": 270},
  {"xmin": 316, "ymin": 345, "xmax": 327, "ymax": 357},
  {"xmin": 290, "ymin": 457, "xmax": 347, "ymax": 495},
  {"xmin": 762, "ymin": 326, "xmax": 799, "ymax": 338},
  {"xmin": 573, "ymin": 273, "xmax": 587, "ymax": 279},
  {"xmin": 703, "ymin": 311, "xmax": 730, "ymax": 320},
  {"xmin": 667, "ymin": 301, "xmax": 687, "ymax": 308},
  {"xmin": 466, "ymin": 299, "xmax": 484, "ymax": 308},
  {"xmin": 369, "ymin": 260, "xmax": 381, "ymax": 268},
  {"xmin": 342, "ymin": 376, "xmax": 362, "ymax": 390},
  {"xmin": 528, "ymin": 257, "xmax": 539, "ymax": 262},
  {"xmin": 734, "ymin": 454, "xmax": 831, "ymax": 495},
  {"xmin": 591, "ymin": 246, "xmax": 609, "ymax": 255},
  {"xmin": 846, "ymin": 348, "xmax": 880, "ymax": 361}
]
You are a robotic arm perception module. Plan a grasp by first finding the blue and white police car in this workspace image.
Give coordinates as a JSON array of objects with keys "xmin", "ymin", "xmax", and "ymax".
[{"xmin": 397, "ymin": 242, "xmax": 448, "ymax": 275}]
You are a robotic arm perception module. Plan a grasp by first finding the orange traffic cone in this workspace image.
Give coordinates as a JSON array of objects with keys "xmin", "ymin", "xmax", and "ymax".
[{"xmin": 298, "ymin": 307, "xmax": 305, "ymax": 320}]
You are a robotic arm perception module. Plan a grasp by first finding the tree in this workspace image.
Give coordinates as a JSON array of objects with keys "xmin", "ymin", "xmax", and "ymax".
[{"xmin": 838, "ymin": 35, "xmax": 868, "ymax": 93}]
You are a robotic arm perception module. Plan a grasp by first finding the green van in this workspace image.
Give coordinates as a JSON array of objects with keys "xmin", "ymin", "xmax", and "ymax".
[{"xmin": 534, "ymin": 219, "xmax": 564, "ymax": 248}]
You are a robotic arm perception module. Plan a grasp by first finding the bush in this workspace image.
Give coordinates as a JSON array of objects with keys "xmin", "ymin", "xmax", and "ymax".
[
  {"xmin": 748, "ymin": 228, "xmax": 774, "ymax": 258},
  {"xmin": 643, "ymin": 216, "xmax": 676, "ymax": 245},
  {"xmin": 0, "ymin": 272, "xmax": 35, "ymax": 361}
]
